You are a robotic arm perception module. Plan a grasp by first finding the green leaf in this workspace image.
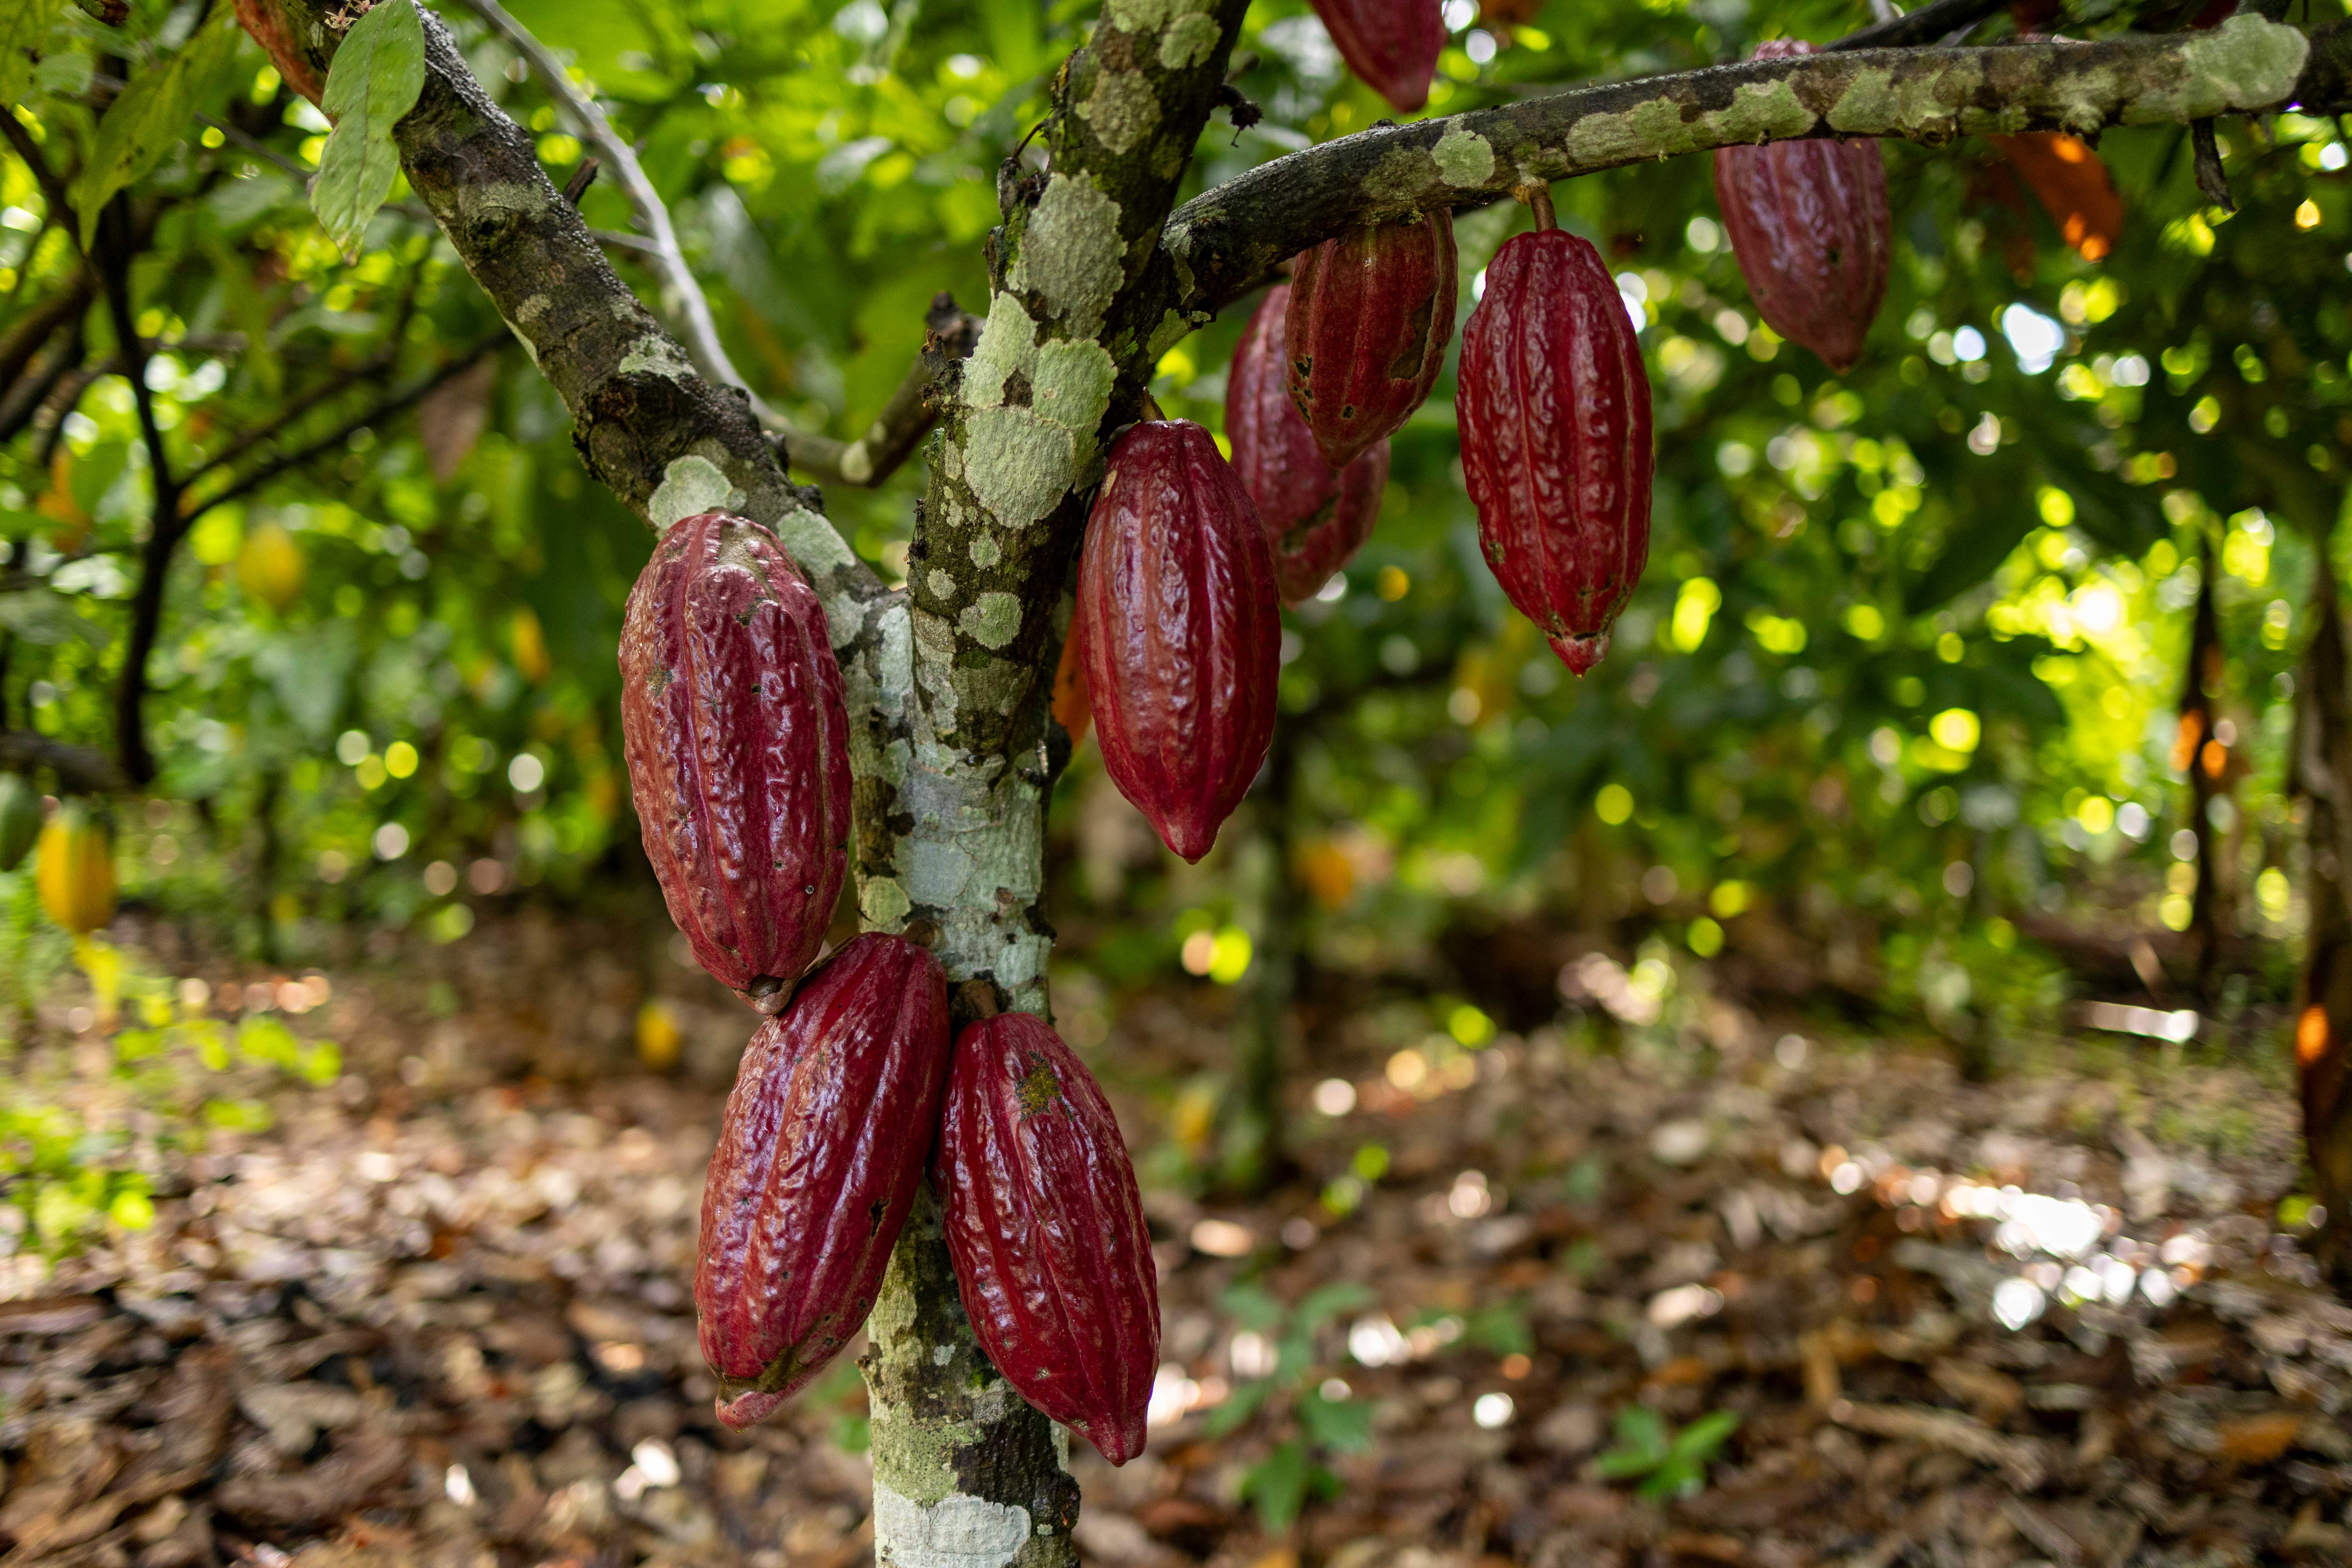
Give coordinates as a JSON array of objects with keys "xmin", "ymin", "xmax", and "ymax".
[
  {"xmin": 1593, "ymin": 1405, "xmax": 1671, "ymax": 1475},
  {"xmin": 311, "ymin": 0, "xmax": 427, "ymax": 261},
  {"xmin": 0, "ymin": 0, "xmax": 54, "ymax": 103},
  {"xmin": 1216, "ymin": 1281, "xmax": 1285, "ymax": 1333},
  {"xmin": 0, "ymin": 590, "xmax": 108, "ymax": 648},
  {"xmin": 1298, "ymin": 1393, "xmax": 1372, "ymax": 1455},
  {"xmin": 1666, "ymin": 1409, "xmax": 1742, "ymax": 1464},
  {"xmin": 1199, "ymin": 1377, "xmax": 1274, "ymax": 1438},
  {"xmin": 1294, "ymin": 1281, "xmax": 1374, "ymax": 1333},
  {"xmin": 69, "ymin": 9, "xmax": 240, "ymax": 248},
  {"xmin": 1237, "ymin": 1441, "xmax": 1338, "ymax": 1534}
]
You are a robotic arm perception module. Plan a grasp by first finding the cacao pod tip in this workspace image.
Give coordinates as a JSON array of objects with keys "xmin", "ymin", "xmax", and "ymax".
[
  {"xmin": 746, "ymin": 976, "xmax": 790, "ymax": 1014},
  {"xmin": 1082, "ymin": 1416, "xmax": 1149, "ymax": 1466},
  {"xmin": 1551, "ymin": 630, "xmax": 1610, "ymax": 676},
  {"xmin": 713, "ymin": 1387, "xmax": 789, "ymax": 1430}
]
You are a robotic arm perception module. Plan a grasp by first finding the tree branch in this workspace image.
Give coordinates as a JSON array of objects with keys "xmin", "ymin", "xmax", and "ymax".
[
  {"xmin": 0, "ymin": 729, "xmax": 125, "ymax": 794},
  {"xmin": 450, "ymin": 0, "xmax": 775, "ymax": 418},
  {"xmin": 1158, "ymin": 15, "xmax": 2337, "ymax": 319},
  {"xmin": 780, "ymin": 292, "xmax": 979, "ymax": 488},
  {"xmin": 96, "ymin": 194, "xmax": 181, "ymax": 787},
  {"xmin": 234, "ymin": 0, "xmax": 906, "ymax": 902}
]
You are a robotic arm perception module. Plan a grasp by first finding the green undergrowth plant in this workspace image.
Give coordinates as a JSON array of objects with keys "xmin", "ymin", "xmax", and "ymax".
[
  {"xmin": 1207, "ymin": 1279, "xmax": 1377, "ymax": 1533},
  {"xmin": 1593, "ymin": 1404, "xmax": 1742, "ymax": 1501},
  {"xmin": 2, "ymin": 938, "xmax": 344, "ymax": 1261}
]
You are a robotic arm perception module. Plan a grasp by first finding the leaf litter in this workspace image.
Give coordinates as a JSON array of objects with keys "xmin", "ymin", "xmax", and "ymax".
[{"xmin": 0, "ymin": 911, "xmax": 2345, "ymax": 1568}]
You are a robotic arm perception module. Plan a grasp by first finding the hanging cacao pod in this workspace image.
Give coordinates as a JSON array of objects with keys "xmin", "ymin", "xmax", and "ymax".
[
  {"xmin": 1076, "ymin": 420, "xmax": 1279, "ymax": 864},
  {"xmin": 619, "ymin": 511, "xmax": 852, "ymax": 1012},
  {"xmin": 1286, "ymin": 209, "xmax": 1457, "ymax": 470},
  {"xmin": 1308, "ymin": 0, "xmax": 1447, "ymax": 114},
  {"xmin": 1227, "ymin": 284, "xmax": 1390, "ymax": 606},
  {"xmin": 1457, "ymin": 229, "xmax": 1653, "ymax": 675},
  {"xmin": 1711, "ymin": 40, "xmax": 1891, "ymax": 374},
  {"xmin": 0, "ymin": 773, "xmax": 39, "ymax": 872},
  {"xmin": 696, "ymin": 933, "xmax": 951, "ymax": 1429},
  {"xmin": 35, "ymin": 801, "xmax": 115, "ymax": 935},
  {"xmin": 936, "ymin": 1012, "xmax": 1159, "ymax": 1465}
]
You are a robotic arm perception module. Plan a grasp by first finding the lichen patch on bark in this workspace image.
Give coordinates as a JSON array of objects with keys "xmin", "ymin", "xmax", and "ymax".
[
  {"xmin": 1008, "ymin": 177, "xmax": 1125, "ymax": 341},
  {"xmin": 1432, "ymin": 124, "xmax": 1495, "ymax": 187}
]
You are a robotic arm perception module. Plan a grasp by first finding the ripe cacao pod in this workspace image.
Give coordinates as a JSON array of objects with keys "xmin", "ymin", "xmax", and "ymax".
[
  {"xmin": 1711, "ymin": 40, "xmax": 1890, "ymax": 374},
  {"xmin": 619, "ymin": 510, "xmax": 852, "ymax": 1011},
  {"xmin": 36, "ymin": 801, "xmax": 115, "ymax": 936},
  {"xmin": 1227, "ymin": 284, "xmax": 1390, "ymax": 606},
  {"xmin": 936, "ymin": 1012, "xmax": 1159, "ymax": 1466},
  {"xmin": 696, "ymin": 933, "xmax": 951, "ymax": 1429},
  {"xmin": 1457, "ymin": 229, "xmax": 1653, "ymax": 675},
  {"xmin": 1077, "ymin": 421, "xmax": 1279, "ymax": 864},
  {"xmin": 1308, "ymin": 0, "xmax": 1447, "ymax": 114},
  {"xmin": 0, "ymin": 773, "xmax": 39, "ymax": 872},
  {"xmin": 1286, "ymin": 209, "xmax": 1456, "ymax": 470}
]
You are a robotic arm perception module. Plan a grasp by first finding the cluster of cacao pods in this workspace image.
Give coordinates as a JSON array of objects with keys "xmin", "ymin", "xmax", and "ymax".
[
  {"xmin": 1076, "ymin": 209, "xmax": 1457, "ymax": 862},
  {"xmin": 617, "ymin": 512, "xmax": 1159, "ymax": 1461},
  {"xmin": 690, "ymin": 933, "xmax": 1157, "ymax": 1460}
]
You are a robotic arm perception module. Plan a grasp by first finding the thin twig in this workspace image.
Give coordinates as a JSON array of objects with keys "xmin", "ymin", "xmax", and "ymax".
[
  {"xmin": 2192, "ymin": 118, "xmax": 2236, "ymax": 210},
  {"xmin": 782, "ymin": 293, "xmax": 981, "ymax": 488},
  {"xmin": 452, "ymin": 0, "xmax": 773, "ymax": 421}
]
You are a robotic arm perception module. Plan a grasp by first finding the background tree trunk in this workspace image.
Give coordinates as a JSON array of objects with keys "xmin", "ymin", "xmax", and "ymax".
[{"xmin": 2291, "ymin": 551, "xmax": 2352, "ymax": 1278}]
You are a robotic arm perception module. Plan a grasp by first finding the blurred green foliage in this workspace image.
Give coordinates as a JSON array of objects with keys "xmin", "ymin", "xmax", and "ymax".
[{"xmin": 0, "ymin": 0, "xmax": 2340, "ymax": 1051}]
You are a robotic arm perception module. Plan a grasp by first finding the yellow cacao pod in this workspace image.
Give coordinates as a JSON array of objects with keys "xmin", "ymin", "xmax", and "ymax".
[
  {"xmin": 237, "ymin": 523, "xmax": 307, "ymax": 610},
  {"xmin": 36, "ymin": 804, "xmax": 116, "ymax": 935}
]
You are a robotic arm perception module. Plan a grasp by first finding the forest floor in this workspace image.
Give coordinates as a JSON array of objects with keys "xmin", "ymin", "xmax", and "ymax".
[{"xmin": 1, "ymin": 909, "xmax": 2347, "ymax": 1568}]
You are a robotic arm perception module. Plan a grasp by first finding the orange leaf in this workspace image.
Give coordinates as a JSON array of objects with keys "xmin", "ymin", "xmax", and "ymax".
[{"xmin": 1989, "ymin": 133, "xmax": 2123, "ymax": 262}]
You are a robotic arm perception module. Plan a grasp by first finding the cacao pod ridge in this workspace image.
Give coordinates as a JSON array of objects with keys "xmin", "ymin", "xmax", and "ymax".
[
  {"xmin": 1458, "ymin": 229, "xmax": 1654, "ymax": 675},
  {"xmin": 1286, "ymin": 209, "xmax": 1457, "ymax": 470},
  {"xmin": 1077, "ymin": 421, "xmax": 1281, "ymax": 864},
  {"xmin": 619, "ymin": 511, "xmax": 853, "ymax": 1009},
  {"xmin": 936, "ymin": 1012, "xmax": 1160, "ymax": 1465},
  {"xmin": 695, "ymin": 933, "xmax": 952, "ymax": 1429},
  {"xmin": 1711, "ymin": 40, "xmax": 1891, "ymax": 374},
  {"xmin": 1227, "ymin": 284, "xmax": 1390, "ymax": 607}
]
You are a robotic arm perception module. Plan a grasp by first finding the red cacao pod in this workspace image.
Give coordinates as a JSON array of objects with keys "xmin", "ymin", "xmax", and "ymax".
[
  {"xmin": 619, "ymin": 510, "xmax": 853, "ymax": 1011},
  {"xmin": 1227, "ymin": 284, "xmax": 1390, "ymax": 606},
  {"xmin": 1457, "ymin": 229, "xmax": 1653, "ymax": 675},
  {"xmin": 1286, "ymin": 209, "xmax": 1457, "ymax": 470},
  {"xmin": 1308, "ymin": 0, "xmax": 1446, "ymax": 114},
  {"xmin": 936, "ymin": 1012, "xmax": 1159, "ymax": 1466},
  {"xmin": 696, "ymin": 933, "xmax": 951, "ymax": 1429},
  {"xmin": 1711, "ymin": 40, "xmax": 1891, "ymax": 374},
  {"xmin": 1076, "ymin": 421, "xmax": 1279, "ymax": 863}
]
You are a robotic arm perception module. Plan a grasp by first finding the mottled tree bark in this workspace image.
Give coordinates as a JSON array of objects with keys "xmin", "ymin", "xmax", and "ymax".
[{"xmin": 227, "ymin": 0, "xmax": 2352, "ymax": 1552}]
